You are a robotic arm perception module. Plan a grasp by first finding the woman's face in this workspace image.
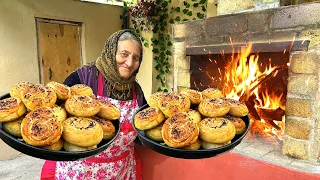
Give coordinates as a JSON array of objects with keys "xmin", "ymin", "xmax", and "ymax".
[{"xmin": 116, "ymin": 39, "xmax": 141, "ymax": 79}]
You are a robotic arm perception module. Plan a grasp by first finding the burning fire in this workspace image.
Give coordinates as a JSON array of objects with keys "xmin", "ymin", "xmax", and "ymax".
[{"xmin": 206, "ymin": 42, "xmax": 287, "ymax": 142}]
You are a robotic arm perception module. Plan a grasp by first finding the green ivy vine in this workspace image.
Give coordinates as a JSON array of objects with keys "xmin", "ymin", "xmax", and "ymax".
[{"xmin": 123, "ymin": 0, "xmax": 207, "ymax": 92}]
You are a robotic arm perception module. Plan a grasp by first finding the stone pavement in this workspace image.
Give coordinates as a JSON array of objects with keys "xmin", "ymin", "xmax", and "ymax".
[{"xmin": 0, "ymin": 154, "xmax": 44, "ymax": 180}]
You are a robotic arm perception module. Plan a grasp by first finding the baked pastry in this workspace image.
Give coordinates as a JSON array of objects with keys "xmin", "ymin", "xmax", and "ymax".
[
  {"xmin": 65, "ymin": 95, "xmax": 100, "ymax": 117},
  {"xmin": 224, "ymin": 98, "xmax": 249, "ymax": 117},
  {"xmin": 162, "ymin": 112, "xmax": 199, "ymax": 148},
  {"xmin": 21, "ymin": 107, "xmax": 62, "ymax": 146},
  {"xmin": 134, "ymin": 107, "xmax": 165, "ymax": 130},
  {"xmin": 96, "ymin": 98, "xmax": 120, "ymax": 120},
  {"xmin": 42, "ymin": 139, "xmax": 64, "ymax": 151},
  {"xmin": 202, "ymin": 88, "xmax": 223, "ymax": 100},
  {"xmin": 145, "ymin": 122, "xmax": 164, "ymax": 142},
  {"xmin": 63, "ymin": 141, "xmax": 97, "ymax": 152},
  {"xmin": 199, "ymin": 117, "xmax": 236, "ymax": 144},
  {"xmin": 179, "ymin": 87, "xmax": 203, "ymax": 104},
  {"xmin": 158, "ymin": 92, "xmax": 191, "ymax": 118},
  {"xmin": 187, "ymin": 109, "xmax": 202, "ymax": 125},
  {"xmin": 70, "ymin": 84, "xmax": 93, "ymax": 96},
  {"xmin": 202, "ymin": 140, "xmax": 231, "ymax": 150},
  {"xmin": 2, "ymin": 116, "xmax": 24, "ymax": 137},
  {"xmin": 0, "ymin": 97, "xmax": 27, "ymax": 122},
  {"xmin": 10, "ymin": 81, "xmax": 33, "ymax": 99},
  {"xmin": 198, "ymin": 98, "xmax": 230, "ymax": 117},
  {"xmin": 91, "ymin": 116, "xmax": 116, "ymax": 140},
  {"xmin": 46, "ymin": 81, "xmax": 71, "ymax": 100},
  {"xmin": 62, "ymin": 117, "xmax": 103, "ymax": 147},
  {"xmin": 52, "ymin": 105, "xmax": 67, "ymax": 123},
  {"xmin": 183, "ymin": 138, "xmax": 201, "ymax": 150},
  {"xmin": 21, "ymin": 84, "xmax": 57, "ymax": 111},
  {"xmin": 148, "ymin": 92, "xmax": 165, "ymax": 108},
  {"xmin": 224, "ymin": 115, "xmax": 247, "ymax": 135}
]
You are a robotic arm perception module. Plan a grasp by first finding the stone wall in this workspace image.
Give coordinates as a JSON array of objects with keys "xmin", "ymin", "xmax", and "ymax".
[{"xmin": 172, "ymin": 2, "xmax": 320, "ymax": 162}]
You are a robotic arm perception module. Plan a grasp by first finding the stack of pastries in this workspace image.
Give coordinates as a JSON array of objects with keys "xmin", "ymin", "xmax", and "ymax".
[
  {"xmin": 134, "ymin": 87, "xmax": 248, "ymax": 150},
  {"xmin": 0, "ymin": 81, "xmax": 120, "ymax": 152}
]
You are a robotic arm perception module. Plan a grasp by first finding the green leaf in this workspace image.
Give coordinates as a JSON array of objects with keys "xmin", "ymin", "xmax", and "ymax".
[
  {"xmin": 202, "ymin": 6, "xmax": 206, "ymax": 12},
  {"xmin": 162, "ymin": 1, "xmax": 168, "ymax": 8},
  {"xmin": 163, "ymin": 88, "xmax": 169, "ymax": 92},
  {"xmin": 157, "ymin": 87, "xmax": 162, "ymax": 92},
  {"xmin": 175, "ymin": 7, "xmax": 180, "ymax": 12},
  {"xmin": 167, "ymin": 41, "xmax": 172, "ymax": 46},
  {"xmin": 187, "ymin": 11, "xmax": 192, "ymax": 16},
  {"xmin": 152, "ymin": 48, "xmax": 159, "ymax": 53},
  {"xmin": 166, "ymin": 50, "xmax": 172, "ymax": 55},
  {"xmin": 169, "ymin": 19, "xmax": 174, "ymax": 24},
  {"xmin": 199, "ymin": 0, "xmax": 206, "ymax": 4},
  {"xmin": 166, "ymin": 34, "xmax": 170, "ymax": 40},
  {"xmin": 183, "ymin": 1, "xmax": 187, "ymax": 6},
  {"xmin": 197, "ymin": 12, "xmax": 205, "ymax": 19},
  {"xmin": 193, "ymin": 3, "xmax": 199, "ymax": 7},
  {"xmin": 144, "ymin": 42, "xmax": 149, "ymax": 47},
  {"xmin": 156, "ymin": 74, "xmax": 161, "ymax": 80},
  {"xmin": 168, "ymin": 0, "xmax": 172, "ymax": 3},
  {"xmin": 175, "ymin": 16, "xmax": 181, "ymax": 22},
  {"xmin": 182, "ymin": 9, "xmax": 188, "ymax": 14},
  {"xmin": 183, "ymin": 18, "xmax": 188, "ymax": 21},
  {"xmin": 186, "ymin": 3, "xmax": 190, "ymax": 8}
]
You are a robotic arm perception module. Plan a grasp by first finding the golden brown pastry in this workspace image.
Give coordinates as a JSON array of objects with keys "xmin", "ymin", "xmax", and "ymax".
[
  {"xmin": 201, "ymin": 140, "xmax": 231, "ymax": 150},
  {"xmin": 0, "ymin": 97, "xmax": 27, "ymax": 122},
  {"xmin": 42, "ymin": 139, "xmax": 64, "ymax": 151},
  {"xmin": 96, "ymin": 98, "xmax": 120, "ymax": 120},
  {"xmin": 2, "ymin": 116, "xmax": 24, "ymax": 137},
  {"xmin": 148, "ymin": 92, "xmax": 165, "ymax": 108},
  {"xmin": 21, "ymin": 84, "xmax": 57, "ymax": 111},
  {"xmin": 224, "ymin": 115, "xmax": 247, "ymax": 135},
  {"xmin": 62, "ymin": 117, "xmax": 103, "ymax": 147},
  {"xmin": 21, "ymin": 107, "xmax": 62, "ymax": 146},
  {"xmin": 202, "ymin": 88, "xmax": 224, "ymax": 100},
  {"xmin": 179, "ymin": 87, "xmax": 203, "ymax": 105},
  {"xmin": 186, "ymin": 109, "xmax": 202, "ymax": 125},
  {"xmin": 162, "ymin": 112, "xmax": 199, "ymax": 148},
  {"xmin": 46, "ymin": 81, "xmax": 71, "ymax": 100},
  {"xmin": 198, "ymin": 98, "xmax": 230, "ymax": 117},
  {"xmin": 70, "ymin": 84, "xmax": 93, "ymax": 96},
  {"xmin": 65, "ymin": 95, "xmax": 100, "ymax": 117},
  {"xmin": 63, "ymin": 141, "xmax": 97, "ymax": 152},
  {"xmin": 145, "ymin": 122, "xmax": 164, "ymax": 142},
  {"xmin": 183, "ymin": 138, "xmax": 201, "ymax": 150},
  {"xmin": 224, "ymin": 98, "xmax": 249, "ymax": 117},
  {"xmin": 134, "ymin": 107, "xmax": 165, "ymax": 130},
  {"xmin": 91, "ymin": 116, "xmax": 116, "ymax": 140},
  {"xmin": 158, "ymin": 92, "xmax": 191, "ymax": 118},
  {"xmin": 52, "ymin": 105, "xmax": 67, "ymax": 123},
  {"xmin": 199, "ymin": 118, "xmax": 236, "ymax": 144},
  {"xmin": 10, "ymin": 81, "xmax": 33, "ymax": 99}
]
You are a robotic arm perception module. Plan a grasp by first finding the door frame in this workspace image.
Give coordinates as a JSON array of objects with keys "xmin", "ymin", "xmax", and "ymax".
[{"xmin": 35, "ymin": 18, "xmax": 83, "ymax": 84}]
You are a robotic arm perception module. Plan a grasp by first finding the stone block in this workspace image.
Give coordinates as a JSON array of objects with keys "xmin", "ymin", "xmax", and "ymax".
[
  {"xmin": 284, "ymin": 117, "xmax": 311, "ymax": 140},
  {"xmin": 247, "ymin": 11, "xmax": 269, "ymax": 33},
  {"xmin": 172, "ymin": 41, "xmax": 186, "ymax": 56},
  {"xmin": 172, "ymin": 23, "xmax": 186, "ymax": 39},
  {"xmin": 285, "ymin": 98, "xmax": 312, "ymax": 118},
  {"xmin": 282, "ymin": 135, "xmax": 309, "ymax": 160},
  {"xmin": 217, "ymin": 0, "xmax": 255, "ymax": 15},
  {"xmin": 177, "ymin": 70, "xmax": 190, "ymax": 88},
  {"xmin": 298, "ymin": 29, "xmax": 320, "ymax": 50},
  {"xmin": 287, "ymin": 75, "xmax": 318, "ymax": 96},
  {"xmin": 271, "ymin": 3, "xmax": 320, "ymax": 29},
  {"xmin": 268, "ymin": 29, "xmax": 299, "ymax": 42},
  {"xmin": 247, "ymin": 33, "xmax": 269, "ymax": 43},
  {"xmin": 174, "ymin": 55, "xmax": 189, "ymax": 71},
  {"xmin": 290, "ymin": 52, "xmax": 318, "ymax": 74}
]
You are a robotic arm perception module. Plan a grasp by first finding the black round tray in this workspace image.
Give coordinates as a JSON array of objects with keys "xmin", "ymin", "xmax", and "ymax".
[
  {"xmin": 0, "ymin": 93, "xmax": 120, "ymax": 161},
  {"xmin": 132, "ymin": 104, "xmax": 250, "ymax": 159}
]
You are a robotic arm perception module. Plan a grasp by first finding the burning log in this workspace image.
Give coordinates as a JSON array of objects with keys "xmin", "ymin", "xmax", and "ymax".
[
  {"xmin": 256, "ymin": 107, "xmax": 285, "ymax": 121},
  {"xmin": 241, "ymin": 95, "xmax": 260, "ymax": 120}
]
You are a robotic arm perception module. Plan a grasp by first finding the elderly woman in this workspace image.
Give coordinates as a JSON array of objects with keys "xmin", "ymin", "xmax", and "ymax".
[{"xmin": 41, "ymin": 29, "xmax": 146, "ymax": 180}]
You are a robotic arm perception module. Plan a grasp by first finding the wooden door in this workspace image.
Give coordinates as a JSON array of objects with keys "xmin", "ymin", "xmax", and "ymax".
[{"xmin": 37, "ymin": 19, "xmax": 82, "ymax": 84}]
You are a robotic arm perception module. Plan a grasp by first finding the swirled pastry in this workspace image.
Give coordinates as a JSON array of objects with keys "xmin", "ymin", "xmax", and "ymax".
[
  {"xmin": 0, "ymin": 97, "xmax": 26, "ymax": 122},
  {"xmin": 21, "ymin": 84, "xmax": 57, "ymax": 111},
  {"xmin": 2, "ymin": 116, "xmax": 24, "ymax": 137},
  {"xmin": 198, "ymin": 98, "xmax": 230, "ymax": 117},
  {"xmin": 52, "ymin": 105, "xmax": 67, "ymax": 123},
  {"xmin": 46, "ymin": 81, "xmax": 71, "ymax": 100},
  {"xmin": 63, "ymin": 141, "xmax": 97, "ymax": 152},
  {"xmin": 21, "ymin": 107, "xmax": 62, "ymax": 146},
  {"xmin": 42, "ymin": 139, "xmax": 64, "ymax": 151},
  {"xmin": 201, "ymin": 140, "xmax": 231, "ymax": 150},
  {"xmin": 10, "ymin": 81, "xmax": 33, "ymax": 99},
  {"xmin": 134, "ymin": 107, "xmax": 165, "ymax": 130},
  {"xmin": 162, "ymin": 112, "xmax": 199, "ymax": 148},
  {"xmin": 179, "ymin": 87, "xmax": 203, "ymax": 105},
  {"xmin": 91, "ymin": 116, "xmax": 116, "ymax": 140},
  {"xmin": 158, "ymin": 93, "xmax": 191, "ymax": 118},
  {"xmin": 148, "ymin": 92, "xmax": 165, "ymax": 108},
  {"xmin": 199, "ymin": 118, "xmax": 236, "ymax": 144},
  {"xmin": 224, "ymin": 115, "xmax": 247, "ymax": 135},
  {"xmin": 224, "ymin": 98, "xmax": 249, "ymax": 117},
  {"xmin": 182, "ymin": 138, "xmax": 201, "ymax": 150},
  {"xmin": 70, "ymin": 84, "xmax": 93, "ymax": 96},
  {"xmin": 145, "ymin": 122, "xmax": 164, "ymax": 142},
  {"xmin": 187, "ymin": 109, "xmax": 202, "ymax": 125},
  {"xmin": 62, "ymin": 117, "xmax": 103, "ymax": 147},
  {"xmin": 202, "ymin": 88, "xmax": 224, "ymax": 100},
  {"xmin": 96, "ymin": 98, "xmax": 120, "ymax": 120},
  {"xmin": 65, "ymin": 95, "xmax": 100, "ymax": 117}
]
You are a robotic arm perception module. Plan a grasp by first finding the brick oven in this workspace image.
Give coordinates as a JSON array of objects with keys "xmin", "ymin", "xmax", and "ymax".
[{"xmin": 171, "ymin": 1, "xmax": 320, "ymax": 173}]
